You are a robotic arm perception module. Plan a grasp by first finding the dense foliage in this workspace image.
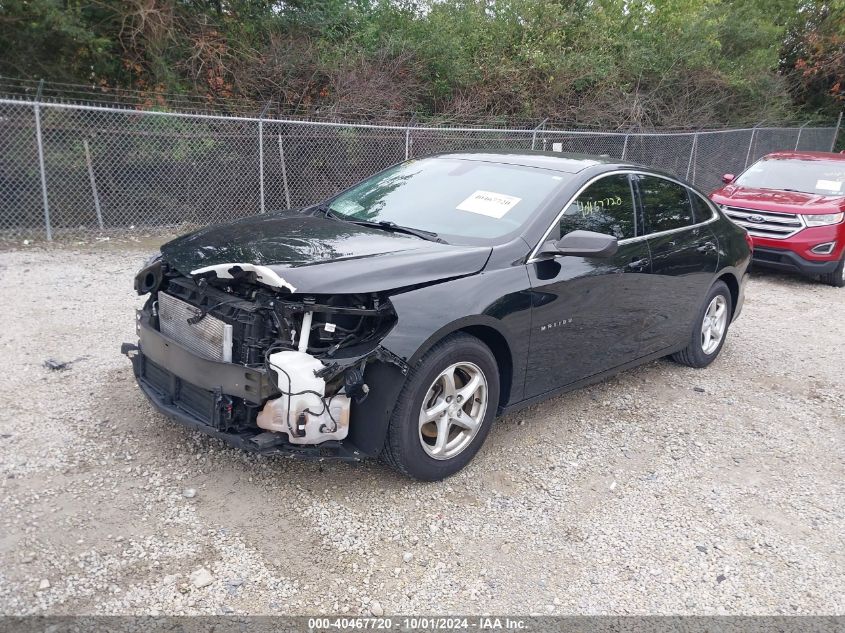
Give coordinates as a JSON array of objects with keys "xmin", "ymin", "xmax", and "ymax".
[{"xmin": 1, "ymin": 0, "xmax": 842, "ymax": 127}]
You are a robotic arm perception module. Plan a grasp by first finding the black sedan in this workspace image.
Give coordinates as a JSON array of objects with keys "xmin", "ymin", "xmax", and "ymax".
[{"xmin": 125, "ymin": 152, "xmax": 751, "ymax": 480}]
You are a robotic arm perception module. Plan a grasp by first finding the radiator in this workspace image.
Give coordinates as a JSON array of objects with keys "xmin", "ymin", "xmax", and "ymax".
[{"xmin": 158, "ymin": 292, "xmax": 233, "ymax": 363}]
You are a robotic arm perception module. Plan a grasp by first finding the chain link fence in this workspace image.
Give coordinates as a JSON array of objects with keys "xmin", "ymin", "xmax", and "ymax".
[{"xmin": 0, "ymin": 97, "xmax": 840, "ymax": 240}]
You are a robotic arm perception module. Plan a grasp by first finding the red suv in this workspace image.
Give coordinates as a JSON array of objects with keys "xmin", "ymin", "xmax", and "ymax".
[{"xmin": 710, "ymin": 151, "xmax": 845, "ymax": 287}]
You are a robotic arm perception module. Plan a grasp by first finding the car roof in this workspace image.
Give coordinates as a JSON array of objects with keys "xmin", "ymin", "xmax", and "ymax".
[
  {"xmin": 432, "ymin": 151, "xmax": 634, "ymax": 174},
  {"xmin": 762, "ymin": 151, "xmax": 845, "ymax": 162}
]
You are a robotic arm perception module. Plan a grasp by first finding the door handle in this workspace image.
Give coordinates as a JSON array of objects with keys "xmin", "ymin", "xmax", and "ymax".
[
  {"xmin": 626, "ymin": 258, "xmax": 650, "ymax": 271},
  {"xmin": 696, "ymin": 241, "xmax": 716, "ymax": 253}
]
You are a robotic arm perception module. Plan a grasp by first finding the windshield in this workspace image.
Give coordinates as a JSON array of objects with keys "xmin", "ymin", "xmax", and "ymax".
[
  {"xmin": 327, "ymin": 157, "xmax": 572, "ymax": 241},
  {"xmin": 736, "ymin": 158, "xmax": 845, "ymax": 196}
]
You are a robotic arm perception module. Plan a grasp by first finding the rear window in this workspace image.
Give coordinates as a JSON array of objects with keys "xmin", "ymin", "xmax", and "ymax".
[
  {"xmin": 736, "ymin": 158, "xmax": 845, "ymax": 196},
  {"xmin": 689, "ymin": 191, "xmax": 714, "ymax": 223}
]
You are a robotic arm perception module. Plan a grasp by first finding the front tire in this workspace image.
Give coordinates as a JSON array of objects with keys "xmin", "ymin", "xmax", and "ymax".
[
  {"xmin": 381, "ymin": 333, "xmax": 499, "ymax": 481},
  {"xmin": 819, "ymin": 255, "xmax": 845, "ymax": 288},
  {"xmin": 671, "ymin": 281, "xmax": 732, "ymax": 368}
]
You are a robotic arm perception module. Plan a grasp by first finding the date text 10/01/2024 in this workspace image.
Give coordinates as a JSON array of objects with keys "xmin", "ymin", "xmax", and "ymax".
[{"xmin": 307, "ymin": 617, "xmax": 527, "ymax": 630}]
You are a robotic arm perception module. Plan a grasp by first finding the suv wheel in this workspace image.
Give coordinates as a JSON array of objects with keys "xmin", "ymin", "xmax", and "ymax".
[
  {"xmin": 381, "ymin": 333, "xmax": 499, "ymax": 481},
  {"xmin": 671, "ymin": 281, "xmax": 732, "ymax": 368},
  {"xmin": 819, "ymin": 255, "xmax": 845, "ymax": 288}
]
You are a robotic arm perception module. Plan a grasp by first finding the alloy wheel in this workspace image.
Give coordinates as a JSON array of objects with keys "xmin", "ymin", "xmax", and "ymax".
[
  {"xmin": 701, "ymin": 295, "xmax": 728, "ymax": 355},
  {"xmin": 418, "ymin": 362, "xmax": 488, "ymax": 460}
]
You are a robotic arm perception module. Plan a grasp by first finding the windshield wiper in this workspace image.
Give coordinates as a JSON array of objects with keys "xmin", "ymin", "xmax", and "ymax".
[
  {"xmin": 344, "ymin": 219, "xmax": 446, "ymax": 243},
  {"xmin": 308, "ymin": 203, "xmax": 341, "ymax": 219},
  {"xmin": 309, "ymin": 203, "xmax": 445, "ymax": 242},
  {"xmin": 755, "ymin": 187, "xmax": 812, "ymax": 194}
]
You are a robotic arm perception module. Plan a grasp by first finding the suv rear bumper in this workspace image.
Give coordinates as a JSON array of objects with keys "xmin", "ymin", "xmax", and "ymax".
[{"xmin": 751, "ymin": 246, "xmax": 841, "ymax": 276}]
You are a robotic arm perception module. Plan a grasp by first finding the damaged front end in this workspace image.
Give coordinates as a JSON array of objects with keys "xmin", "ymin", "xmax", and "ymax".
[{"xmin": 124, "ymin": 256, "xmax": 407, "ymax": 460}]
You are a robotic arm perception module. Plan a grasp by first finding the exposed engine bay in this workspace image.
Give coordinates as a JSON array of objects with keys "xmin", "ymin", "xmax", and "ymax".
[
  {"xmin": 128, "ymin": 257, "xmax": 401, "ymax": 452},
  {"xmin": 123, "ymin": 207, "xmax": 495, "ymax": 465}
]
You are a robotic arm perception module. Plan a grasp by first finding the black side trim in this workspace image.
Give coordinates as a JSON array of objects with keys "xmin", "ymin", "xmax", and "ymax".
[{"xmin": 499, "ymin": 344, "xmax": 682, "ymax": 416}]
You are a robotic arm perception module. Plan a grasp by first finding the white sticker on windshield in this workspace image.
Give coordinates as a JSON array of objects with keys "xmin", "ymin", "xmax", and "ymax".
[
  {"xmin": 456, "ymin": 190, "xmax": 522, "ymax": 218},
  {"xmin": 816, "ymin": 179, "xmax": 842, "ymax": 193}
]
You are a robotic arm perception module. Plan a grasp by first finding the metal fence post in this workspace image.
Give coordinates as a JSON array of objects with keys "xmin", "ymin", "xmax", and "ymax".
[
  {"xmin": 33, "ymin": 80, "xmax": 52, "ymax": 240},
  {"xmin": 794, "ymin": 121, "xmax": 809, "ymax": 150},
  {"xmin": 531, "ymin": 118, "xmax": 548, "ymax": 151},
  {"xmin": 258, "ymin": 101, "xmax": 271, "ymax": 214},
  {"xmin": 621, "ymin": 134, "xmax": 630, "ymax": 160},
  {"xmin": 277, "ymin": 133, "xmax": 291, "ymax": 210},
  {"xmin": 744, "ymin": 122, "xmax": 764, "ymax": 169},
  {"xmin": 831, "ymin": 112, "xmax": 843, "ymax": 152},
  {"xmin": 405, "ymin": 114, "xmax": 416, "ymax": 160},
  {"xmin": 258, "ymin": 120, "xmax": 265, "ymax": 213},
  {"xmin": 83, "ymin": 139, "xmax": 104, "ymax": 230},
  {"xmin": 685, "ymin": 132, "xmax": 699, "ymax": 181}
]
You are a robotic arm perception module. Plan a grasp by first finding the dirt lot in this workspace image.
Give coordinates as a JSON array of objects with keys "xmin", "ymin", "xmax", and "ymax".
[{"xmin": 0, "ymin": 242, "xmax": 843, "ymax": 616}]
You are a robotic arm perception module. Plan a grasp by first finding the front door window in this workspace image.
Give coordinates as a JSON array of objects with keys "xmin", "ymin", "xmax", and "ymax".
[{"xmin": 557, "ymin": 174, "xmax": 638, "ymax": 240}]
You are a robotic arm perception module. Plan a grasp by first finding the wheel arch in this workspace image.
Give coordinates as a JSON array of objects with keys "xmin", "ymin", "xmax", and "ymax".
[
  {"xmin": 405, "ymin": 316, "xmax": 515, "ymax": 411},
  {"xmin": 715, "ymin": 270, "xmax": 740, "ymax": 318},
  {"xmin": 458, "ymin": 324, "xmax": 513, "ymax": 410}
]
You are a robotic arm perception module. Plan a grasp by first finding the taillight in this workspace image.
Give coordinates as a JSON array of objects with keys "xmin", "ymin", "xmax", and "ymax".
[{"xmin": 744, "ymin": 230, "xmax": 754, "ymax": 253}]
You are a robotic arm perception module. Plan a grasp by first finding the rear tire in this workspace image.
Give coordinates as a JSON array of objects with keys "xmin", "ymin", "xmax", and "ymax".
[
  {"xmin": 819, "ymin": 255, "xmax": 845, "ymax": 288},
  {"xmin": 671, "ymin": 281, "xmax": 732, "ymax": 368},
  {"xmin": 381, "ymin": 333, "xmax": 499, "ymax": 481}
]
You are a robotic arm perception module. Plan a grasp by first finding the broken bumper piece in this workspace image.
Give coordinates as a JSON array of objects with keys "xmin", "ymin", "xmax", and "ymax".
[
  {"xmin": 122, "ymin": 313, "xmax": 365, "ymax": 461},
  {"xmin": 131, "ymin": 366, "xmax": 362, "ymax": 460}
]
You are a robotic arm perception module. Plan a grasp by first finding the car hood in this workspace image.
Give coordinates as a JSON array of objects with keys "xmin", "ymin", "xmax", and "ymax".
[
  {"xmin": 711, "ymin": 185, "xmax": 845, "ymax": 214},
  {"xmin": 160, "ymin": 212, "xmax": 492, "ymax": 294}
]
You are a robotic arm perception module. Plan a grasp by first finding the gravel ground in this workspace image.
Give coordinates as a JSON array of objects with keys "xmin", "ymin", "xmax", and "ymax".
[{"xmin": 0, "ymin": 242, "xmax": 843, "ymax": 616}]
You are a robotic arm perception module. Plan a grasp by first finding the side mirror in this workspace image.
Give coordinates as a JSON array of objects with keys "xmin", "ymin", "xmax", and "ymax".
[
  {"xmin": 540, "ymin": 230, "xmax": 619, "ymax": 258},
  {"xmin": 722, "ymin": 173, "xmax": 736, "ymax": 184}
]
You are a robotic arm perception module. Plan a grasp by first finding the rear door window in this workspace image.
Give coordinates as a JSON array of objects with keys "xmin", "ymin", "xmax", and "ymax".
[
  {"xmin": 557, "ymin": 173, "xmax": 637, "ymax": 240},
  {"xmin": 688, "ymin": 190, "xmax": 714, "ymax": 223},
  {"xmin": 637, "ymin": 175, "xmax": 695, "ymax": 234}
]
